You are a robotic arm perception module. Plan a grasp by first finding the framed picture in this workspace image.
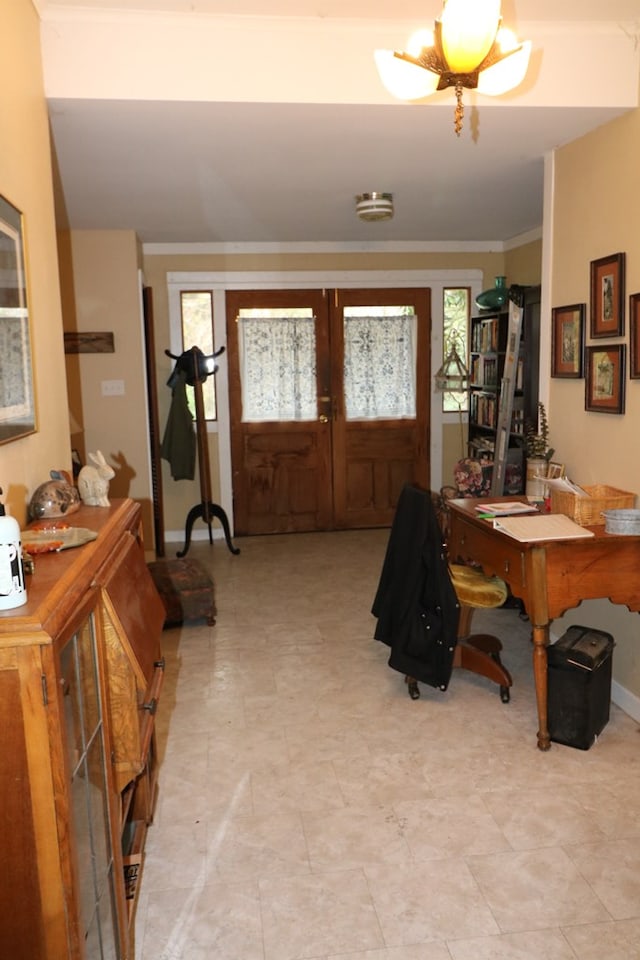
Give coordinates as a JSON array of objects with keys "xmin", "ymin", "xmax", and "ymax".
[
  {"xmin": 590, "ymin": 252, "xmax": 625, "ymax": 337},
  {"xmin": 630, "ymin": 292, "xmax": 640, "ymax": 379},
  {"xmin": 546, "ymin": 462, "xmax": 565, "ymax": 479},
  {"xmin": 585, "ymin": 344, "xmax": 626, "ymax": 414},
  {"xmin": 551, "ymin": 303, "xmax": 584, "ymax": 377},
  {"xmin": 0, "ymin": 195, "xmax": 36, "ymax": 444}
]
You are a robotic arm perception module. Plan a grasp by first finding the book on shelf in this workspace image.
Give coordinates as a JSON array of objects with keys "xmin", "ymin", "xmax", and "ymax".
[{"xmin": 490, "ymin": 513, "xmax": 595, "ymax": 542}]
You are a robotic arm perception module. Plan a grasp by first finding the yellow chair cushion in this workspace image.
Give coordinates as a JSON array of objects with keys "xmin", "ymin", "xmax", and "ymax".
[{"xmin": 449, "ymin": 563, "xmax": 508, "ymax": 609}]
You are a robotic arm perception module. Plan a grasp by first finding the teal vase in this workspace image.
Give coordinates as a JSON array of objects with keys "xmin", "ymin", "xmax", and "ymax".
[{"xmin": 475, "ymin": 275, "xmax": 508, "ymax": 311}]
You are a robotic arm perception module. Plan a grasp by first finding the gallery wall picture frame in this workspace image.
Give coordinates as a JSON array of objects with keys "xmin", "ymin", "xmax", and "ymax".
[
  {"xmin": 630, "ymin": 292, "xmax": 640, "ymax": 380},
  {"xmin": 0, "ymin": 194, "xmax": 36, "ymax": 445},
  {"xmin": 590, "ymin": 251, "xmax": 625, "ymax": 338},
  {"xmin": 585, "ymin": 344, "xmax": 626, "ymax": 414},
  {"xmin": 551, "ymin": 303, "xmax": 584, "ymax": 378}
]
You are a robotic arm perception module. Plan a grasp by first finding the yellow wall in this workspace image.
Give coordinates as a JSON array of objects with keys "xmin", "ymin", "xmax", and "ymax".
[
  {"xmin": 505, "ymin": 239, "xmax": 543, "ymax": 287},
  {"xmin": 0, "ymin": 0, "xmax": 69, "ymax": 527},
  {"xmin": 61, "ymin": 230, "xmax": 156, "ymax": 539},
  {"xmin": 550, "ymin": 107, "xmax": 640, "ymax": 700}
]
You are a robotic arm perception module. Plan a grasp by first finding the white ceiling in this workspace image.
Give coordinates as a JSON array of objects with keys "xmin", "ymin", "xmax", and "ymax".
[{"xmin": 37, "ymin": 1, "xmax": 640, "ymax": 246}]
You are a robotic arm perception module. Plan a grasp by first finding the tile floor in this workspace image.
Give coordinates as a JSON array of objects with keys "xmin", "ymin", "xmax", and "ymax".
[{"xmin": 135, "ymin": 528, "xmax": 640, "ymax": 960}]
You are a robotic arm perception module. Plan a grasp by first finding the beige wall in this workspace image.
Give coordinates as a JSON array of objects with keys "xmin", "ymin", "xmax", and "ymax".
[
  {"xmin": 549, "ymin": 107, "xmax": 640, "ymax": 702},
  {"xmin": 505, "ymin": 239, "xmax": 543, "ymax": 287},
  {"xmin": 62, "ymin": 230, "xmax": 155, "ymax": 539},
  {"xmin": 0, "ymin": 0, "xmax": 69, "ymax": 527}
]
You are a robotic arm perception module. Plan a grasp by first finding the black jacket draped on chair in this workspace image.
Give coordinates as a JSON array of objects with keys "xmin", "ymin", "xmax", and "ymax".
[{"xmin": 372, "ymin": 484, "xmax": 460, "ymax": 690}]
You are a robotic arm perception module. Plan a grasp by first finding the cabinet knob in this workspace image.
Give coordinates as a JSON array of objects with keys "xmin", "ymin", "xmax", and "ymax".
[
  {"xmin": 154, "ymin": 658, "xmax": 165, "ymax": 671},
  {"xmin": 142, "ymin": 698, "xmax": 158, "ymax": 715}
]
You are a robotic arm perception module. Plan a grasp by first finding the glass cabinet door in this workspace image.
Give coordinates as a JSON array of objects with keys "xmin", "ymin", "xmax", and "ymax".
[{"xmin": 60, "ymin": 614, "xmax": 121, "ymax": 959}]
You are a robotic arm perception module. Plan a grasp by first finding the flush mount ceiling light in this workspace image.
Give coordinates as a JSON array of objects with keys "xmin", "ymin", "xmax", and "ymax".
[
  {"xmin": 374, "ymin": 0, "xmax": 531, "ymax": 136},
  {"xmin": 356, "ymin": 192, "xmax": 394, "ymax": 222}
]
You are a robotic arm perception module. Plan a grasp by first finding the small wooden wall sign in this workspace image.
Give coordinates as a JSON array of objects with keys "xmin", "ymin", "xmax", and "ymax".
[{"xmin": 64, "ymin": 331, "xmax": 115, "ymax": 354}]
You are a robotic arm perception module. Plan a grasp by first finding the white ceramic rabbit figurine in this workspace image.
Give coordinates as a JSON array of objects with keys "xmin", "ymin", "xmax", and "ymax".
[{"xmin": 77, "ymin": 450, "xmax": 115, "ymax": 507}]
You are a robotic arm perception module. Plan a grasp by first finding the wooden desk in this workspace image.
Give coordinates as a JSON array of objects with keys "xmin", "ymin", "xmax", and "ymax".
[{"xmin": 447, "ymin": 497, "xmax": 640, "ymax": 750}]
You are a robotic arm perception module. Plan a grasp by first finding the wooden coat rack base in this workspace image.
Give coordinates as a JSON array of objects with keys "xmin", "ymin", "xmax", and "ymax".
[{"xmin": 177, "ymin": 500, "xmax": 240, "ymax": 558}]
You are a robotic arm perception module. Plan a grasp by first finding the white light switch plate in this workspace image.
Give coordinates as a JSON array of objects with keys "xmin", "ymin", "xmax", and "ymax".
[{"xmin": 101, "ymin": 379, "xmax": 125, "ymax": 396}]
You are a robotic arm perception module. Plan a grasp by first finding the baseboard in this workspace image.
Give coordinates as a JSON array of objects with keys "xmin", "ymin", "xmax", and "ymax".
[
  {"xmin": 165, "ymin": 527, "xmax": 225, "ymax": 543},
  {"xmin": 611, "ymin": 680, "xmax": 640, "ymax": 724}
]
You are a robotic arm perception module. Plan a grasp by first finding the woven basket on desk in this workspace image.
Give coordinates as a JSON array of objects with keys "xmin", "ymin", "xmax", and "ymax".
[{"xmin": 551, "ymin": 484, "xmax": 636, "ymax": 526}]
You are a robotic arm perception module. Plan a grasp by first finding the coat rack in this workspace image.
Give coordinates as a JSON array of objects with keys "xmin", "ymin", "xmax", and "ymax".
[{"xmin": 165, "ymin": 346, "xmax": 240, "ymax": 557}]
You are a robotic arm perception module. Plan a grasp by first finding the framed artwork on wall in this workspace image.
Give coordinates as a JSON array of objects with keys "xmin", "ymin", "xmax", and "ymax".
[
  {"xmin": 551, "ymin": 303, "xmax": 584, "ymax": 378},
  {"xmin": 630, "ymin": 292, "xmax": 640, "ymax": 379},
  {"xmin": 0, "ymin": 195, "xmax": 36, "ymax": 445},
  {"xmin": 585, "ymin": 344, "xmax": 626, "ymax": 414},
  {"xmin": 590, "ymin": 251, "xmax": 625, "ymax": 338}
]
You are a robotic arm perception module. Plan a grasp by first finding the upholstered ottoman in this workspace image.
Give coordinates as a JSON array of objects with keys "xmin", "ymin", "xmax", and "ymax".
[{"xmin": 147, "ymin": 558, "xmax": 216, "ymax": 627}]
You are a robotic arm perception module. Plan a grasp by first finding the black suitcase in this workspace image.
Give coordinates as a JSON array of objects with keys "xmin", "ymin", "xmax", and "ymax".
[{"xmin": 547, "ymin": 625, "xmax": 614, "ymax": 749}]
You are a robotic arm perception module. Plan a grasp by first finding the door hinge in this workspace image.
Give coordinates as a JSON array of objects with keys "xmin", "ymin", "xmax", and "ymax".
[{"xmin": 41, "ymin": 675, "xmax": 48, "ymax": 706}]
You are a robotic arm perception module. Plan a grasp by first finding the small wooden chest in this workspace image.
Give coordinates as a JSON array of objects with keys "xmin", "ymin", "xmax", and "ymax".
[{"xmin": 147, "ymin": 558, "xmax": 216, "ymax": 627}]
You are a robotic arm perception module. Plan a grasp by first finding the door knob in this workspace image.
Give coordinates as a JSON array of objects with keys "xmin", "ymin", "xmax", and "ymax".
[{"xmin": 319, "ymin": 415, "xmax": 329, "ymax": 423}]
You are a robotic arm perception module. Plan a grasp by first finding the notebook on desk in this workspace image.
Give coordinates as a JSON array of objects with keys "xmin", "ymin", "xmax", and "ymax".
[{"xmin": 491, "ymin": 513, "xmax": 595, "ymax": 542}]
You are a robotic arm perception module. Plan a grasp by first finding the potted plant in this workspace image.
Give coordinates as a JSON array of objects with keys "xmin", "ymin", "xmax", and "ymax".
[{"xmin": 525, "ymin": 402, "xmax": 554, "ymax": 498}]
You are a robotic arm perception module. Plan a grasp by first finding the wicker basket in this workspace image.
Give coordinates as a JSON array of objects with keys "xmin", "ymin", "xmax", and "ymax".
[{"xmin": 551, "ymin": 484, "xmax": 636, "ymax": 526}]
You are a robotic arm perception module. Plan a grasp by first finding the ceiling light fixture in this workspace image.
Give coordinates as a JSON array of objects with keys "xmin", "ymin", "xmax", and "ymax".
[
  {"xmin": 374, "ymin": 0, "xmax": 531, "ymax": 136},
  {"xmin": 356, "ymin": 192, "xmax": 394, "ymax": 222}
]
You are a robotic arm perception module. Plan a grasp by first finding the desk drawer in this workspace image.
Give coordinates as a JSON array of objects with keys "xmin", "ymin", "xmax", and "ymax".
[{"xmin": 449, "ymin": 517, "xmax": 527, "ymax": 594}]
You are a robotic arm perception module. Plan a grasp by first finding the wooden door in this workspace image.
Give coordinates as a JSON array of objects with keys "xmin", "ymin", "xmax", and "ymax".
[
  {"xmin": 226, "ymin": 289, "xmax": 333, "ymax": 535},
  {"xmin": 330, "ymin": 288, "xmax": 431, "ymax": 528},
  {"xmin": 226, "ymin": 287, "xmax": 430, "ymax": 534}
]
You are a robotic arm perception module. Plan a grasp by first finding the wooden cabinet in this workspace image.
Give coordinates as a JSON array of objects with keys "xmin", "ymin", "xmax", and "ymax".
[
  {"xmin": 467, "ymin": 285, "xmax": 541, "ymax": 492},
  {"xmin": 0, "ymin": 499, "xmax": 164, "ymax": 959}
]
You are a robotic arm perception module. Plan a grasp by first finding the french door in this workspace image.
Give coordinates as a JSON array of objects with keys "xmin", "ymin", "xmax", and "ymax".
[{"xmin": 226, "ymin": 287, "xmax": 431, "ymax": 534}]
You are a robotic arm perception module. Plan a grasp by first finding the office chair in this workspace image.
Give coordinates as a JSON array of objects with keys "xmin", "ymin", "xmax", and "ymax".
[{"xmin": 372, "ymin": 483, "xmax": 512, "ymax": 703}]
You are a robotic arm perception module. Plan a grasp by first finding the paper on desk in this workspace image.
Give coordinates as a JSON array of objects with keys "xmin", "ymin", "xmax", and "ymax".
[
  {"xmin": 475, "ymin": 502, "xmax": 538, "ymax": 516},
  {"xmin": 492, "ymin": 513, "xmax": 595, "ymax": 542},
  {"xmin": 542, "ymin": 477, "xmax": 589, "ymax": 497}
]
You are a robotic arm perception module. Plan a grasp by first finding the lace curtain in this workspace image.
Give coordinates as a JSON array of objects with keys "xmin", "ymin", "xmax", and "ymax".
[
  {"xmin": 239, "ymin": 311, "xmax": 416, "ymax": 422},
  {"xmin": 344, "ymin": 314, "xmax": 416, "ymax": 420},
  {"xmin": 239, "ymin": 315, "xmax": 317, "ymax": 421}
]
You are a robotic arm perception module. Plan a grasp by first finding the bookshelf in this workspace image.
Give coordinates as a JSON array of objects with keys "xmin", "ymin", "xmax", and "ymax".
[{"xmin": 467, "ymin": 285, "xmax": 541, "ymax": 493}]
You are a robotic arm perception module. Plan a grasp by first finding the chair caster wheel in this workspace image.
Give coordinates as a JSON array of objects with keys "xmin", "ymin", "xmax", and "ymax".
[
  {"xmin": 500, "ymin": 685, "xmax": 511, "ymax": 704},
  {"xmin": 405, "ymin": 676, "xmax": 420, "ymax": 700}
]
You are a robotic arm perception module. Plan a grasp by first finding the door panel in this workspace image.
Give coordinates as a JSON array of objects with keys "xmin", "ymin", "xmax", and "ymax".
[
  {"xmin": 226, "ymin": 289, "xmax": 333, "ymax": 535},
  {"xmin": 226, "ymin": 287, "xmax": 430, "ymax": 535},
  {"xmin": 330, "ymin": 288, "xmax": 431, "ymax": 528}
]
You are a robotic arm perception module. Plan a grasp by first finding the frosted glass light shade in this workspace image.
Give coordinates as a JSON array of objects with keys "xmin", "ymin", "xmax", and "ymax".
[
  {"xmin": 477, "ymin": 41, "xmax": 531, "ymax": 95},
  {"xmin": 374, "ymin": 50, "xmax": 440, "ymax": 101},
  {"xmin": 440, "ymin": 0, "xmax": 501, "ymax": 73}
]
